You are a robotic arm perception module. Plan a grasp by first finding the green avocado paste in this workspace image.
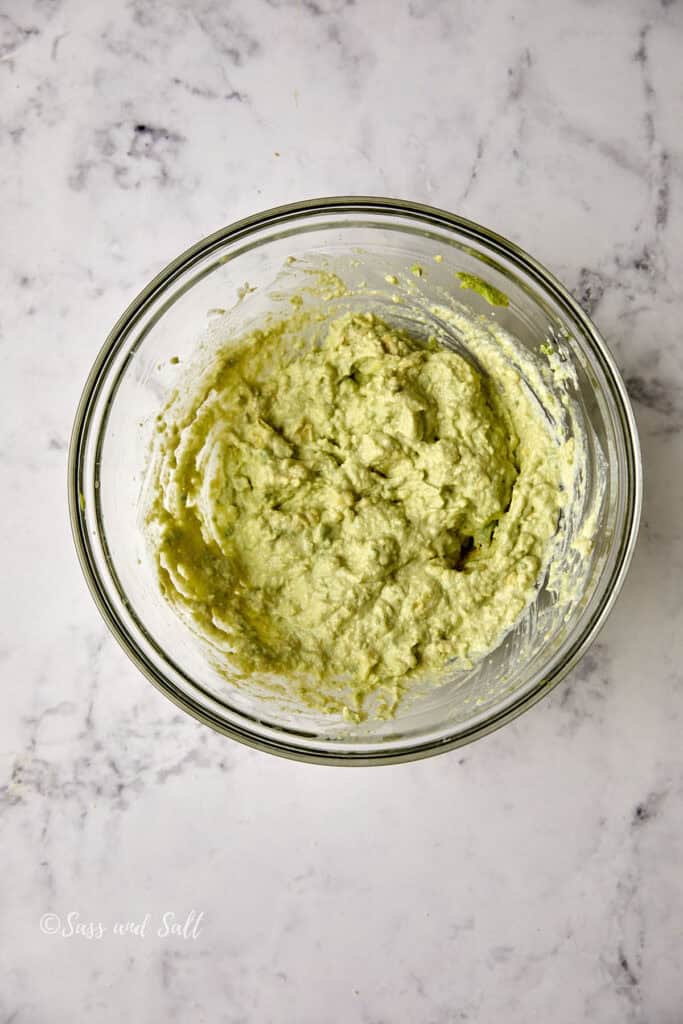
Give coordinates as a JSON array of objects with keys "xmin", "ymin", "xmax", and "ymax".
[{"xmin": 146, "ymin": 310, "xmax": 566, "ymax": 719}]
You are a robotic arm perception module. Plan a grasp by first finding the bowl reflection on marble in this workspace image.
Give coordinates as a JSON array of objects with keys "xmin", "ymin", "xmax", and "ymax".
[{"xmin": 68, "ymin": 197, "xmax": 641, "ymax": 764}]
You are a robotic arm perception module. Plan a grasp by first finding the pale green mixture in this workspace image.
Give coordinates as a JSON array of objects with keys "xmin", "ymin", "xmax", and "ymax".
[{"xmin": 147, "ymin": 307, "xmax": 568, "ymax": 718}]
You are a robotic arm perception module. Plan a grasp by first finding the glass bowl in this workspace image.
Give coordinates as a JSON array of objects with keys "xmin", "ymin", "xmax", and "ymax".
[{"xmin": 69, "ymin": 197, "xmax": 641, "ymax": 765}]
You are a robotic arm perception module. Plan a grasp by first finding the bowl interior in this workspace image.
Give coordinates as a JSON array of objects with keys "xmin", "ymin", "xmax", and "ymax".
[{"xmin": 72, "ymin": 202, "xmax": 639, "ymax": 762}]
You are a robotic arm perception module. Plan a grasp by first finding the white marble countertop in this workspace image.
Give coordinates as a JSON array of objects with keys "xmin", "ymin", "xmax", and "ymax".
[{"xmin": 2, "ymin": 1, "xmax": 682, "ymax": 1020}]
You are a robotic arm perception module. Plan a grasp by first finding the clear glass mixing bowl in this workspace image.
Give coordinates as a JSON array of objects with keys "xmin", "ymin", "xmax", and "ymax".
[{"xmin": 69, "ymin": 198, "xmax": 641, "ymax": 764}]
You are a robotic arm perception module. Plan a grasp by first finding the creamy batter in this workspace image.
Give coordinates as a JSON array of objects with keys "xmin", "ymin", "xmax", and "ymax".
[{"xmin": 145, "ymin": 300, "xmax": 572, "ymax": 719}]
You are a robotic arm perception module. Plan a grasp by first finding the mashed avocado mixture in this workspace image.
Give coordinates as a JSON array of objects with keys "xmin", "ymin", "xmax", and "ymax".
[{"xmin": 146, "ymin": 309, "xmax": 567, "ymax": 718}]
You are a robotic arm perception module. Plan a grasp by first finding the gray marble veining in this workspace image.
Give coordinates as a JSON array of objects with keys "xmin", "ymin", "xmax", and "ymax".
[{"xmin": 2, "ymin": 0, "xmax": 683, "ymax": 1021}]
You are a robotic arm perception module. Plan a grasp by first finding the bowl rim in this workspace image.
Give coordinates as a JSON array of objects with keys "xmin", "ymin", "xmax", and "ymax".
[{"xmin": 68, "ymin": 195, "xmax": 643, "ymax": 766}]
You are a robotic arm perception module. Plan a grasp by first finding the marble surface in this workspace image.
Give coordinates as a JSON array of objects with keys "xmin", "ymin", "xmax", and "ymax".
[{"xmin": 2, "ymin": 0, "xmax": 682, "ymax": 1020}]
